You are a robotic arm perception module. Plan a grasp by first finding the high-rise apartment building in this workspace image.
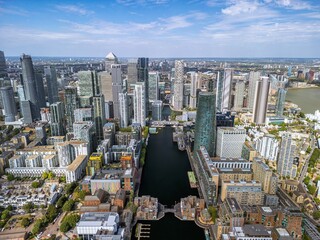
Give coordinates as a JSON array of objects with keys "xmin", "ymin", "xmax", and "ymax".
[
  {"xmin": 133, "ymin": 83, "xmax": 146, "ymax": 127},
  {"xmin": 74, "ymin": 108, "xmax": 93, "ymax": 122},
  {"xmin": 221, "ymin": 68, "xmax": 233, "ymax": 111},
  {"xmin": 194, "ymin": 92, "xmax": 216, "ymax": 156},
  {"xmin": 93, "ymin": 95, "xmax": 106, "ymax": 141},
  {"xmin": 137, "ymin": 58, "xmax": 149, "ymax": 112},
  {"xmin": 35, "ymin": 73, "xmax": 46, "ymax": 108},
  {"xmin": 73, "ymin": 121, "xmax": 95, "ymax": 154},
  {"xmin": 105, "ymin": 52, "xmax": 118, "ymax": 72},
  {"xmin": 20, "ymin": 54, "xmax": 41, "ymax": 121},
  {"xmin": 50, "ymin": 102, "xmax": 65, "ymax": 136},
  {"xmin": 254, "ymin": 134, "xmax": 279, "ymax": 161},
  {"xmin": 78, "ymin": 71, "xmax": 101, "ymax": 97},
  {"xmin": 148, "ymin": 71, "xmax": 159, "ymax": 104},
  {"xmin": 0, "ymin": 50, "xmax": 7, "ymax": 78},
  {"xmin": 111, "ymin": 64, "xmax": 123, "ymax": 119},
  {"xmin": 216, "ymin": 71, "xmax": 223, "ymax": 112},
  {"xmin": 127, "ymin": 59, "xmax": 138, "ymax": 90},
  {"xmin": 0, "ymin": 86, "xmax": 17, "ymax": 122},
  {"xmin": 119, "ymin": 92, "xmax": 129, "ymax": 128},
  {"xmin": 173, "ymin": 60, "xmax": 184, "ymax": 111},
  {"xmin": 152, "ymin": 100, "xmax": 162, "ymax": 121},
  {"xmin": 189, "ymin": 72, "xmax": 198, "ymax": 109},
  {"xmin": 44, "ymin": 66, "xmax": 59, "ymax": 104},
  {"xmin": 233, "ymin": 80, "xmax": 245, "ymax": 111},
  {"xmin": 64, "ymin": 86, "xmax": 78, "ymax": 132},
  {"xmin": 253, "ymin": 77, "xmax": 270, "ymax": 124},
  {"xmin": 216, "ymin": 127, "xmax": 246, "ymax": 158},
  {"xmin": 275, "ymin": 88, "xmax": 287, "ymax": 117},
  {"xmin": 277, "ymin": 133, "xmax": 296, "ymax": 178},
  {"xmin": 247, "ymin": 71, "xmax": 261, "ymax": 110}
]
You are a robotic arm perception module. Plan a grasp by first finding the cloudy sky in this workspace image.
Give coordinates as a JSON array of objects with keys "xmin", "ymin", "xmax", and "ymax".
[{"xmin": 0, "ymin": 0, "xmax": 319, "ymax": 57}]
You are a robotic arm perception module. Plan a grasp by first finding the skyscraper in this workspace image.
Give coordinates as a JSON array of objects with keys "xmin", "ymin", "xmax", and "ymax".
[
  {"xmin": 216, "ymin": 127, "xmax": 246, "ymax": 158},
  {"xmin": 215, "ymin": 71, "xmax": 223, "ymax": 112},
  {"xmin": 233, "ymin": 80, "xmax": 245, "ymax": 111},
  {"xmin": 35, "ymin": 73, "xmax": 46, "ymax": 108},
  {"xmin": 137, "ymin": 58, "xmax": 149, "ymax": 112},
  {"xmin": 78, "ymin": 71, "xmax": 101, "ymax": 97},
  {"xmin": 247, "ymin": 71, "xmax": 261, "ymax": 110},
  {"xmin": 277, "ymin": 133, "xmax": 296, "ymax": 178},
  {"xmin": 64, "ymin": 86, "xmax": 78, "ymax": 132},
  {"xmin": 111, "ymin": 64, "xmax": 123, "ymax": 119},
  {"xmin": 173, "ymin": 60, "xmax": 184, "ymax": 110},
  {"xmin": 221, "ymin": 68, "xmax": 233, "ymax": 111},
  {"xmin": 275, "ymin": 88, "xmax": 287, "ymax": 117},
  {"xmin": 189, "ymin": 72, "xmax": 198, "ymax": 109},
  {"xmin": 44, "ymin": 66, "xmax": 59, "ymax": 104},
  {"xmin": 50, "ymin": 102, "xmax": 65, "ymax": 136},
  {"xmin": 119, "ymin": 92, "xmax": 129, "ymax": 127},
  {"xmin": 105, "ymin": 52, "xmax": 118, "ymax": 72},
  {"xmin": 92, "ymin": 94, "xmax": 106, "ymax": 141},
  {"xmin": 133, "ymin": 83, "xmax": 146, "ymax": 127},
  {"xmin": 127, "ymin": 59, "xmax": 138, "ymax": 91},
  {"xmin": 152, "ymin": 100, "xmax": 163, "ymax": 121},
  {"xmin": 0, "ymin": 86, "xmax": 17, "ymax": 122},
  {"xmin": 20, "ymin": 54, "xmax": 41, "ymax": 121},
  {"xmin": 148, "ymin": 71, "xmax": 159, "ymax": 104},
  {"xmin": 253, "ymin": 77, "xmax": 270, "ymax": 124},
  {"xmin": 0, "ymin": 50, "xmax": 7, "ymax": 78},
  {"xmin": 193, "ymin": 92, "xmax": 216, "ymax": 156}
]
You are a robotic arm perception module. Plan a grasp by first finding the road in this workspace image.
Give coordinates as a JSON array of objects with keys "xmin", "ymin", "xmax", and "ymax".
[
  {"xmin": 41, "ymin": 212, "xmax": 65, "ymax": 239},
  {"xmin": 299, "ymin": 147, "xmax": 315, "ymax": 183}
]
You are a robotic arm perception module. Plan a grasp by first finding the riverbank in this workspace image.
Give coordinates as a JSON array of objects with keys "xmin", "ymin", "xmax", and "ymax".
[{"xmin": 286, "ymin": 88, "xmax": 320, "ymax": 114}]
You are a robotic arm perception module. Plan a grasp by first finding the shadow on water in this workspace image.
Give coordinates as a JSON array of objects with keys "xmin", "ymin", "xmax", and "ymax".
[{"xmin": 131, "ymin": 106, "xmax": 205, "ymax": 240}]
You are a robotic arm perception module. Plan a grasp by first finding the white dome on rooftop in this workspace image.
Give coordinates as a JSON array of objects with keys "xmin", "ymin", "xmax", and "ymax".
[{"xmin": 105, "ymin": 52, "xmax": 117, "ymax": 60}]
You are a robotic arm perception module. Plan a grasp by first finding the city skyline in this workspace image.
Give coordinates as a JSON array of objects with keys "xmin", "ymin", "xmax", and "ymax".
[{"xmin": 0, "ymin": 0, "xmax": 320, "ymax": 58}]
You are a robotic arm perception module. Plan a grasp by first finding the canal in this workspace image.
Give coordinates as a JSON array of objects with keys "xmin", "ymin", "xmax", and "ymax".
[{"xmin": 132, "ymin": 106, "xmax": 205, "ymax": 240}]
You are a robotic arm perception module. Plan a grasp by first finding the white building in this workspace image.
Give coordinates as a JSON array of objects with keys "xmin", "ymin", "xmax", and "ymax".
[
  {"xmin": 221, "ymin": 68, "xmax": 233, "ymax": 111},
  {"xmin": 254, "ymin": 134, "xmax": 279, "ymax": 161},
  {"xmin": 119, "ymin": 92, "xmax": 129, "ymax": 127},
  {"xmin": 133, "ymin": 83, "xmax": 146, "ymax": 127},
  {"xmin": 173, "ymin": 60, "xmax": 184, "ymax": 110},
  {"xmin": 216, "ymin": 127, "xmax": 246, "ymax": 158},
  {"xmin": 233, "ymin": 80, "xmax": 245, "ymax": 111},
  {"xmin": 277, "ymin": 133, "xmax": 296, "ymax": 178},
  {"xmin": 65, "ymin": 155, "xmax": 87, "ymax": 183},
  {"xmin": 189, "ymin": 72, "xmax": 198, "ymax": 109}
]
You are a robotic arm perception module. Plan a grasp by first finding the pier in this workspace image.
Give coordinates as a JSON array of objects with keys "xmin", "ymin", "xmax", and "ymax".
[{"xmin": 135, "ymin": 223, "xmax": 151, "ymax": 239}]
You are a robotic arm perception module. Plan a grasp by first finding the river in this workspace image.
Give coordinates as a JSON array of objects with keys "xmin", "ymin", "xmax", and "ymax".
[
  {"xmin": 286, "ymin": 88, "xmax": 320, "ymax": 114},
  {"xmin": 131, "ymin": 107, "xmax": 205, "ymax": 240}
]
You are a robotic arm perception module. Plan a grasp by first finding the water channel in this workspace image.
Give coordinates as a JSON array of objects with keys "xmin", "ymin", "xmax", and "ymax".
[
  {"xmin": 131, "ymin": 106, "xmax": 205, "ymax": 240},
  {"xmin": 286, "ymin": 87, "xmax": 320, "ymax": 114}
]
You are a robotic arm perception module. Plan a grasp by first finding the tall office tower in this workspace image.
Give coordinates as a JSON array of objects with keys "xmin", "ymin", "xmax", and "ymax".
[
  {"xmin": 173, "ymin": 60, "xmax": 184, "ymax": 110},
  {"xmin": 78, "ymin": 71, "xmax": 101, "ymax": 97},
  {"xmin": 193, "ymin": 92, "xmax": 216, "ymax": 156},
  {"xmin": 111, "ymin": 64, "xmax": 122, "ymax": 119},
  {"xmin": 133, "ymin": 83, "xmax": 146, "ymax": 127},
  {"xmin": 275, "ymin": 88, "xmax": 287, "ymax": 117},
  {"xmin": 73, "ymin": 122, "xmax": 95, "ymax": 154},
  {"xmin": 74, "ymin": 108, "xmax": 93, "ymax": 122},
  {"xmin": 277, "ymin": 133, "xmax": 297, "ymax": 178},
  {"xmin": 215, "ymin": 71, "xmax": 223, "ymax": 111},
  {"xmin": 152, "ymin": 100, "xmax": 163, "ymax": 121},
  {"xmin": 98, "ymin": 71, "xmax": 112, "ymax": 110},
  {"xmin": 105, "ymin": 52, "xmax": 118, "ymax": 72},
  {"xmin": 253, "ymin": 77, "xmax": 270, "ymax": 124},
  {"xmin": 254, "ymin": 134, "xmax": 279, "ymax": 161},
  {"xmin": 0, "ymin": 86, "xmax": 17, "ymax": 122},
  {"xmin": 247, "ymin": 71, "xmax": 261, "ymax": 110},
  {"xmin": 0, "ymin": 51, "xmax": 7, "ymax": 78},
  {"xmin": 64, "ymin": 86, "xmax": 78, "ymax": 132},
  {"xmin": 20, "ymin": 101, "xmax": 33, "ymax": 124},
  {"xmin": 119, "ymin": 92, "xmax": 129, "ymax": 128},
  {"xmin": 127, "ymin": 59, "xmax": 138, "ymax": 90},
  {"xmin": 35, "ymin": 73, "xmax": 46, "ymax": 108},
  {"xmin": 137, "ymin": 58, "xmax": 149, "ymax": 112},
  {"xmin": 221, "ymin": 68, "xmax": 233, "ymax": 111},
  {"xmin": 20, "ymin": 54, "xmax": 40, "ymax": 121},
  {"xmin": 189, "ymin": 72, "xmax": 198, "ymax": 109},
  {"xmin": 148, "ymin": 71, "xmax": 159, "ymax": 104},
  {"xmin": 50, "ymin": 102, "xmax": 65, "ymax": 136},
  {"xmin": 93, "ymin": 95, "xmax": 106, "ymax": 141},
  {"xmin": 44, "ymin": 66, "xmax": 59, "ymax": 104},
  {"xmin": 216, "ymin": 127, "xmax": 246, "ymax": 158},
  {"xmin": 233, "ymin": 80, "xmax": 245, "ymax": 111}
]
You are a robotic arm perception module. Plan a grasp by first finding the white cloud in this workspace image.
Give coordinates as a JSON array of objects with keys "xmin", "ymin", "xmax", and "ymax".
[
  {"xmin": 0, "ymin": 6, "xmax": 29, "ymax": 16},
  {"xmin": 55, "ymin": 4, "xmax": 94, "ymax": 15},
  {"xmin": 222, "ymin": 1, "xmax": 260, "ymax": 16},
  {"xmin": 116, "ymin": 0, "xmax": 169, "ymax": 6},
  {"xmin": 273, "ymin": 0, "xmax": 312, "ymax": 10}
]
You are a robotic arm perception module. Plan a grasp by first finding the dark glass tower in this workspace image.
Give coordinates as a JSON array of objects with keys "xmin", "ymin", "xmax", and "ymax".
[
  {"xmin": 0, "ymin": 86, "xmax": 17, "ymax": 122},
  {"xmin": 20, "ymin": 54, "xmax": 40, "ymax": 121},
  {"xmin": 194, "ymin": 92, "xmax": 216, "ymax": 157},
  {"xmin": 137, "ymin": 58, "xmax": 149, "ymax": 112},
  {"xmin": 64, "ymin": 86, "xmax": 79, "ymax": 132},
  {"xmin": 0, "ymin": 51, "xmax": 7, "ymax": 78},
  {"xmin": 45, "ymin": 66, "xmax": 59, "ymax": 104}
]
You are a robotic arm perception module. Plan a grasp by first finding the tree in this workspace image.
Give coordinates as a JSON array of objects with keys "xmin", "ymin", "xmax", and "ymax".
[
  {"xmin": 56, "ymin": 195, "xmax": 67, "ymax": 209},
  {"xmin": 22, "ymin": 202, "xmax": 34, "ymax": 213},
  {"xmin": 48, "ymin": 171, "xmax": 56, "ymax": 180},
  {"xmin": 62, "ymin": 199, "xmax": 75, "ymax": 212},
  {"xmin": 31, "ymin": 181, "xmax": 41, "ymax": 188},
  {"xmin": 7, "ymin": 174, "xmax": 15, "ymax": 181},
  {"xmin": 21, "ymin": 217, "xmax": 31, "ymax": 228},
  {"xmin": 59, "ymin": 176, "xmax": 66, "ymax": 183},
  {"xmin": 46, "ymin": 204, "xmax": 58, "ymax": 222},
  {"xmin": 307, "ymin": 185, "xmax": 317, "ymax": 195},
  {"xmin": 1, "ymin": 209, "xmax": 10, "ymax": 220},
  {"xmin": 6, "ymin": 205, "xmax": 13, "ymax": 211},
  {"xmin": 313, "ymin": 210, "xmax": 320, "ymax": 220},
  {"xmin": 42, "ymin": 171, "xmax": 48, "ymax": 179},
  {"xmin": 60, "ymin": 213, "xmax": 80, "ymax": 232},
  {"xmin": 60, "ymin": 220, "xmax": 70, "ymax": 233},
  {"xmin": 65, "ymin": 182, "xmax": 77, "ymax": 195},
  {"xmin": 208, "ymin": 206, "xmax": 218, "ymax": 222},
  {"xmin": 31, "ymin": 219, "xmax": 43, "ymax": 235}
]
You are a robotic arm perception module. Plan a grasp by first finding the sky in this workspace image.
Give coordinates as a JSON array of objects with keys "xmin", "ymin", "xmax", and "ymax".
[{"xmin": 0, "ymin": 0, "xmax": 320, "ymax": 58}]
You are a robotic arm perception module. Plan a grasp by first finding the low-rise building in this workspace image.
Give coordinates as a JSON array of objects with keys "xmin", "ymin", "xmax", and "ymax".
[
  {"xmin": 134, "ymin": 196, "xmax": 158, "ymax": 220},
  {"xmin": 66, "ymin": 155, "xmax": 87, "ymax": 183}
]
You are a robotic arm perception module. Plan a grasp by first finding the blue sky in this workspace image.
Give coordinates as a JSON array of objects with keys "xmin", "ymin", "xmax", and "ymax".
[{"xmin": 0, "ymin": 0, "xmax": 319, "ymax": 57}]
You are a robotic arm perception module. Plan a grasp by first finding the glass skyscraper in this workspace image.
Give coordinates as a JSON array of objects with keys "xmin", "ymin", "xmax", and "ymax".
[
  {"xmin": 275, "ymin": 88, "xmax": 287, "ymax": 117},
  {"xmin": 194, "ymin": 92, "xmax": 216, "ymax": 157}
]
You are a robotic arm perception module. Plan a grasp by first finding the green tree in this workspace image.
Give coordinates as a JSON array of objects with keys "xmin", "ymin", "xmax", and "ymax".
[
  {"xmin": 31, "ymin": 219, "xmax": 43, "ymax": 235},
  {"xmin": 59, "ymin": 176, "xmax": 66, "ymax": 183},
  {"xmin": 22, "ymin": 202, "xmax": 34, "ymax": 213},
  {"xmin": 7, "ymin": 174, "xmax": 15, "ymax": 181},
  {"xmin": 1, "ymin": 209, "xmax": 10, "ymax": 220},
  {"xmin": 65, "ymin": 182, "xmax": 77, "ymax": 195},
  {"xmin": 62, "ymin": 199, "xmax": 75, "ymax": 212},
  {"xmin": 21, "ymin": 217, "xmax": 31, "ymax": 228},
  {"xmin": 56, "ymin": 195, "xmax": 67, "ymax": 208},
  {"xmin": 48, "ymin": 171, "xmax": 56, "ymax": 179},
  {"xmin": 31, "ymin": 181, "xmax": 41, "ymax": 188},
  {"xmin": 307, "ymin": 185, "xmax": 317, "ymax": 195},
  {"xmin": 208, "ymin": 206, "xmax": 218, "ymax": 222},
  {"xmin": 313, "ymin": 210, "xmax": 320, "ymax": 220},
  {"xmin": 46, "ymin": 204, "xmax": 58, "ymax": 222},
  {"xmin": 60, "ymin": 220, "xmax": 70, "ymax": 233},
  {"xmin": 42, "ymin": 171, "xmax": 48, "ymax": 179},
  {"xmin": 6, "ymin": 205, "xmax": 13, "ymax": 211}
]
